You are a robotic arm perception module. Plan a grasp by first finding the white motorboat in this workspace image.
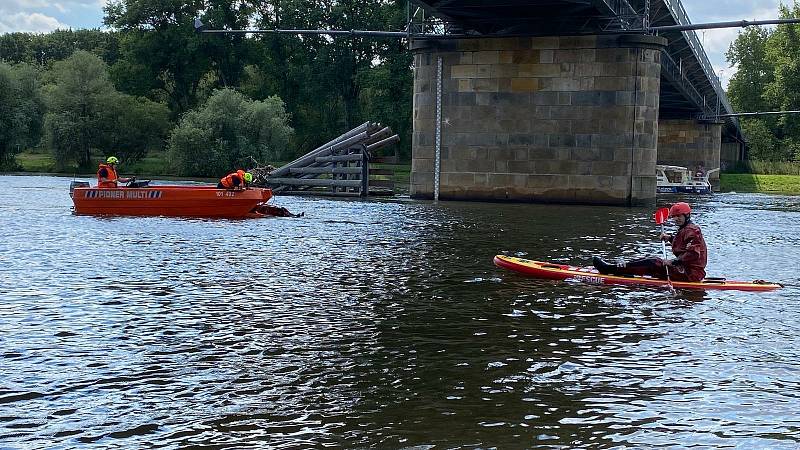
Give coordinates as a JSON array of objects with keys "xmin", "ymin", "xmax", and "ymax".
[{"xmin": 656, "ymin": 165, "xmax": 719, "ymax": 194}]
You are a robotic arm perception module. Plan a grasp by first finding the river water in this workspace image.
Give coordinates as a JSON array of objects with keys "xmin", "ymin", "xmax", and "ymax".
[{"xmin": 1, "ymin": 174, "xmax": 799, "ymax": 449}]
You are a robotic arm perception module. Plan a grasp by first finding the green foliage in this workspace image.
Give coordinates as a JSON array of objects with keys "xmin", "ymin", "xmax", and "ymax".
[
  {"xmin": 0, "ymin": 62, "xmax": 44, "ymax": 171},
  {"xmin": 104, "ymin": 0, "xmax": 254, "ymax": 116},
  {"xmin": 3, "ymin": 0, "xmax": 412, "ymax": 176},
  {"xmin": 727, "ymin": 3, "xmax": 800, "ymax": 161},
  {"xmin": 0, "ymin": 29, "xmax": 119, "ymax": 67},
  {"xmin": 726, "ymin": 27, "xmax": 772, "ymax": 113},
  {"xmin": 723, "ymin": 159, "xmax": 800, "ymax": 175},
  {"xmin": 41, "ymin": 50, "xmax": 171, "ymax": 170},
  {"xmin": 42, "ymin": 51, "xmax": 119, "ymax": 170},
  {"xmin": 101, "ymin": 95, "xmax": 172, "ymax": 163},
  {"xmin": 241, "ymin": 0, "xmax": 411, "ymax": 158},
  {"xmin": 357, "ymin": 44, "xmax": 413, "ymax": 160},
  {"xmin": 720, "ymin": 173, "xmax": 800, "ymax": 193},
  {"xmin": 15, "ymin": 151, "xmax": 57, "ymax": 173},
  {"xmin": 167, "ymin": 88, "xmax": 293, "ymax": 176},
  {"xmin": 740, "ymin": 120, "xmax": 779, "ymax": 160}
]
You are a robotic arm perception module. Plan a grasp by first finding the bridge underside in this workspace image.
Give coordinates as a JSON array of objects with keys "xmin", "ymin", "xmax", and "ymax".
[
  {"xmin": 412, "ymin": 0, "xmax": 640, "ymax": 35},
  {"xmin": 409, "ymin": 0, "xmax": 738, "ymax": 204}
]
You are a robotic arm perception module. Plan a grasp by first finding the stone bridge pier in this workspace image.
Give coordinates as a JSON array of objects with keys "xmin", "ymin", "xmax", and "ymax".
[
  {"xmin": 411, "ymin": 34, "xmax": 667, "ymax": 205},
  {"xmin": 657, "ymin": 119, "xmax": 723, "ymax": 187}
]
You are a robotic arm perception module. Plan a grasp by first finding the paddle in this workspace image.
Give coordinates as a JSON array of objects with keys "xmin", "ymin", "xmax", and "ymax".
[{"xmin": 654, "ymin": 207, "xmax": 676, "ymax": 294}]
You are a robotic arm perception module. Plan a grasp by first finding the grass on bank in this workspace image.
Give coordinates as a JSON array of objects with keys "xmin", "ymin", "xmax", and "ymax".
[
  {"xmin": 15, "ymin": 152, "xmax": 56, "ymax": 173},
  {"xmin": 724, "ymin": 160, "xmax": 800, "ymax": 175},
  {"xmin": 14, "ymin": 150, "xmax": 176, "ymax": 176},
  {"xmin": 719, "ymin": 174, "xmax": 800, "ymax": 194}
]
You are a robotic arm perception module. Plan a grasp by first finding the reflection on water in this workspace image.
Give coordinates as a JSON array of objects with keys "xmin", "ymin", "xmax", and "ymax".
[{"xmin": 1, "ymin": 175, "xmax": 799, "ymax": 448}]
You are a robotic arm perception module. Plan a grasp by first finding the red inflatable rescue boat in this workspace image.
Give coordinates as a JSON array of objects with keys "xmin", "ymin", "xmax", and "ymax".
[{"xmin": 494, "ymin": 255, "xmax": 782, "ymax": 292}]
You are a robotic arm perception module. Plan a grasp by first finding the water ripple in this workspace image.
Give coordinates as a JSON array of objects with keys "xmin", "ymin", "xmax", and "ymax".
[{"xmin": 1, "ymin": 176, "xmax": 799, "ymax": 448}]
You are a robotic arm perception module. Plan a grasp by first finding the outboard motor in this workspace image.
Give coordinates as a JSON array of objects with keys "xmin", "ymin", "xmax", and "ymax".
[{"xmin": 69, "ymin": 180, "xmax": 90, "ymax": 197}]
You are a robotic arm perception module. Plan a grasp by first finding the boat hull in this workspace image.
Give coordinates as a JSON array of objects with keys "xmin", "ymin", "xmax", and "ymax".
[
  {"xmin": 657, "ymin": 186, "xmax": 711, "ymax": 194},
  {"xmin": 71, "ymin": 186, "xmax": 273, "ymax": 218},
  {"xmin": 680, "ymin": 186, "xmax": 711, "ymax": 194},
  {"xmin": 494, "ymin": 255, "xmax": 781, "ymax": 292}
]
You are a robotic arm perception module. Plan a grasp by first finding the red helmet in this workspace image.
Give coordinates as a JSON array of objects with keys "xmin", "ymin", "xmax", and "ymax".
[{"xmin": 669, "ymin": 202, "xmax": 691, "ymax": 217}]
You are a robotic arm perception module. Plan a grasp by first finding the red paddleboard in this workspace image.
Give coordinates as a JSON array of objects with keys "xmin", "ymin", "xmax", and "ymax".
[{"xmin": 494, "ymin": 255, "xmax": 782, "ymax": 292}]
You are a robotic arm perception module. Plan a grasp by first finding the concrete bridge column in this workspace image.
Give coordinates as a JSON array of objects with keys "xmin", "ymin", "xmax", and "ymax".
[
  {"xmin": 410, "ymin": 34, "xmax": 667, "ymax": 205},
  {"xmin": 721, "ymin": 141, "xmax": 744, "ymax": 171},
  {"xmin": 657, "ymin": 119, "xmax": 722, "ymax": 186}
]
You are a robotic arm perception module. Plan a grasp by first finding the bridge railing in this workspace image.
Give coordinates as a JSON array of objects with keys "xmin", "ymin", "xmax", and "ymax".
[
  {"xmin": 660, "ymin": 51, "xmax": 710, "ymax": 117},
  {"xmin": 660, "ymin": 0, "xmax": 737, "ymax": 124}
]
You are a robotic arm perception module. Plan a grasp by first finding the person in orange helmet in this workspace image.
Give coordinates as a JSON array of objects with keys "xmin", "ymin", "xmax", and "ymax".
[
  {"xmin": 217, "ymin": 170, "xmax": 252, "ymax": 190},
  {"xmin": 592, "ymin": 202, "xmax": 708, "ymax": 282}
]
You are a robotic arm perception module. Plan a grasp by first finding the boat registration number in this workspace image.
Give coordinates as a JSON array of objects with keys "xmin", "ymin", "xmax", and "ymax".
[{"xmin": 216, "ymin": 191, "xmax": 237, "ymax": 197}]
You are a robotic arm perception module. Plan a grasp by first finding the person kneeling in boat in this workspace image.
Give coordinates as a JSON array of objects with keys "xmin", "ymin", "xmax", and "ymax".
[
  {"xmin": 217, "ymin": 170, "xmax": 252, "ymax": 190},
  {"xmin": 98, "ymin": 156, "xmax": 134, "ymax": 188},
  {"xmin": 593, "ymin": 202, "xmax": 707, "ymax": 282}
]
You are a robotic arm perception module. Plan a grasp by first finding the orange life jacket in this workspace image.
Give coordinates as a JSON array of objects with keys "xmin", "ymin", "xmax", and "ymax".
[
  {"xmin": 97, "ymin": 163, "xmax": 118, "ymax": 188},
  {"xmin": 219, "ymin": 170, "xmax": 245, "ymax": 189}
]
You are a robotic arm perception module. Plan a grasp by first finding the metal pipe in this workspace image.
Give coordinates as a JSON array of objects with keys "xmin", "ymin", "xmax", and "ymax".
[
  {"xmin": 712, "ymin": 110, "xmax": 800, "ymax": 118},
  {"xmin": 200, "ymin": 28, "xmax": 411, "ymax": 38},
  {"xmin": 650, "ymin": 18, "xmax": 800, "ymax": 33},
  {"xmin": 366, "ymin": 135, "xmax": 400, "ymax": 151},
  {"xmin": 270, "ymin": 122, "xmax": 369, "ymax": 175},
  {"xmin": 270, "ymin": 129, "xmax": 370, "ymax": 177}
]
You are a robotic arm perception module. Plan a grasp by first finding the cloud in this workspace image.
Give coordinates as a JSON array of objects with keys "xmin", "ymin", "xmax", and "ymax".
[
  {"xmin": 1, "ymin": 0, "xmax": 52, "ymax": 10},
  {"xmin": 0, "ymin": 12, "xmax": 70, "ymax": 33},
  {"xmin": 0, "ymin": 0, "xmax": 104, "ymax": 33},
  {"xmin": 2, "ymin": 0, "xmax": 102, "ymax": 10}
]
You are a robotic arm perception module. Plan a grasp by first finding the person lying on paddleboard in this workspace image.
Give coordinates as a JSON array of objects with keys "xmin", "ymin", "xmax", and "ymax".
[{"xmin": 592, "ymin": 202, "xmax": 707, "ymax": 282}]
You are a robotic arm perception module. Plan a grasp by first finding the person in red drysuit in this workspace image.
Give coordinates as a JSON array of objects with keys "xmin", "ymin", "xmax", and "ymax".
[{"xmin": 592, "ymin": 202, "xmax": 707, "ymax": 282}]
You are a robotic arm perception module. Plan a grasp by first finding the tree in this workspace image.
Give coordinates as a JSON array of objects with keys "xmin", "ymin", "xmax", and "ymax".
[
  {"xmin": 104, "ymin": 0, "xmax": 253, "ymax": 116},
  {"xmin": 764, "ymin": 3, "xmax": 800, "ymax": 148},
  {"xmin": 0, "ymin": 62, "xmax": 44, "ymax": 170},
  {"xmin": 100, "ymin": 95, "xmax": 171, "ymax": 163},
  {"xmin": 726, "ymin": 4, "xmax": 800, "ymax": 161},
  {"xmin": 167, "ymin": 88, "xmax": 293, "ymax": 176},
  {"xmin": 0, "ymin": 30, "xmax": 119, "ymax": 67},
  {"xmin": 726, "ymin": 27, "xmax": 772, "ymax": 113},
  {"xmin": 242, "ymin": 0, "xmax": 411, "ymax": 158},
  {"xmin": 357, "ymin": 44, "xmax": 413, "ymax": 160},
  {"xmin": 42, "ymin": 51, "xmax": 120, "ymax": 169},
  {"xmin": 740, "ymin": 119, "xmax": 780, "ymax": 160},
  {"xmin": 42, "ymin": 50, "xmax": 171, "ymax": 170}
]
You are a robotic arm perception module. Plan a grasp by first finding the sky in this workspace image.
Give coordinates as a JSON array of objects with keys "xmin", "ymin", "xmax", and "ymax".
[{"xmin": 0, "ymin": 0, "xmax": 788, "ymax": 87}]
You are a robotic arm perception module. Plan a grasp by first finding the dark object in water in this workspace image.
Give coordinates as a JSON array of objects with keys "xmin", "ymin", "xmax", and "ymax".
[{"xmin": 254, "ymin": 204, "xmax": 304, "ymax": 217}]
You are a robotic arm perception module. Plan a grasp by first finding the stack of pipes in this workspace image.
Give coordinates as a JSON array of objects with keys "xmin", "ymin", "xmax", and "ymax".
[{"xmin": 252, "ymin": 122, "xmax": 399, "ymax": 193}]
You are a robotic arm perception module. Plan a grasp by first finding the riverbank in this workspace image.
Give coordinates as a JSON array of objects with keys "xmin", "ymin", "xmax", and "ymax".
[
  {"xmin": 12, "ymin": 150, "xmax": 411, "ymax": 188},
  {"xmin": 14, "ymin": 150, "xmax": 178, "ymax": 177},
  {"xmin": 719, "ymin": 173, "xmax": 800, "ymax": 194},
  {"xmin": 11, "ymin": 151, "xmax": 799, "ymax": 195}
]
